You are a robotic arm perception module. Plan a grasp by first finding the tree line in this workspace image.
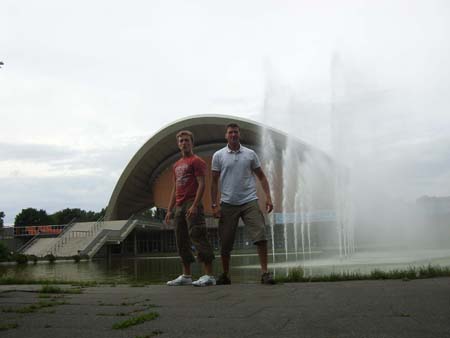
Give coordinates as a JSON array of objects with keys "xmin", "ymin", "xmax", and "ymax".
[{"xmin": 0, "ymin": 208, "xmax": 106, "ymax": 227}]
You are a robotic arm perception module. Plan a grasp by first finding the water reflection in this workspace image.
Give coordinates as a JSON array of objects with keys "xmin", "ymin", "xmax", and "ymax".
[{"xmin": 1, "ymin": 249, "xmax": 450, "ymax": 284}]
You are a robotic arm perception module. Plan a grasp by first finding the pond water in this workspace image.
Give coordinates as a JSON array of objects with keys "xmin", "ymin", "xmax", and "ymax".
[{"xmin": 1, "ymin": 248, "xmax": 450, "ymax": 284}]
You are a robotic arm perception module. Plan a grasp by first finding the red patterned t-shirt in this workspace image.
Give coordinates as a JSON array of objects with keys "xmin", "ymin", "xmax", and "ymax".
[{"xmin": 173, "ymin": 155, "xmax": 207, "ymax": 206}]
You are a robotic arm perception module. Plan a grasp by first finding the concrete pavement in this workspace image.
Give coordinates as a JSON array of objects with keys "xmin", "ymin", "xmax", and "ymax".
[{"xmin": 1, "ymin": 277, "xmax": 450, "ymax": 338}]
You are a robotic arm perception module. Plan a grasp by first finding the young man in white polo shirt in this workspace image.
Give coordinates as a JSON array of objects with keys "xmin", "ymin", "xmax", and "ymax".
[{"xmin": 211, "ymin": 123, "xmax": 275, "ymax": 285}]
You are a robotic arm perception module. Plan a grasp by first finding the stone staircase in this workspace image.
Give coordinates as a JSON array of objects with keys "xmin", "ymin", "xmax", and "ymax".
[
  {"xmin": 21, "ymin": 218, "xmax": 138, "ymax": 258},
  {"xmin": 23, "ymin": 237, "xmax": 58, "ymax": 256}
]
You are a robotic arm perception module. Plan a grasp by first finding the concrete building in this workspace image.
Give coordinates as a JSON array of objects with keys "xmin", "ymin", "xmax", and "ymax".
[{"xmin": 102, "ymin": 114, "xmax": 337, "ymax": 257}]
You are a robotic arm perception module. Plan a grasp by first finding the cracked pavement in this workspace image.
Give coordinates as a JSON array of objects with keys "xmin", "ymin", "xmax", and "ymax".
[{"xmin": 1, "ymin": 278, "xmax": 450, "ymax": 338}]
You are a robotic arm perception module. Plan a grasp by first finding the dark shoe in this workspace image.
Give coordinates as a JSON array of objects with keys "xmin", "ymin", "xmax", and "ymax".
[
  {"xmin": 216, "ymin": 273, "xmax": 231, "ymax": 285},
  {"xmin": 261, "ymin": 272, "xmax": 276, "ymax": 285}
]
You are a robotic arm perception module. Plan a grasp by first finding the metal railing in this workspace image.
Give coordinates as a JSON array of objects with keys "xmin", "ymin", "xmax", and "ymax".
[
  {"xmin": 80, "ymin": 230, "xmax": 109, "ymax": 257},
  {"xmin": 80, "ymin": 216, "xmax": 138, "ymax": 258},
  {"xmin": 17, "ymin": 232, "xmax": 41, "ymax": 254},
  {"xmin": 116, "ymin": 216, "xmax": 138, "ymax": 241},
  {"xmin": 55, "ymin": 218, "xmax": 77, "ymax": 238},
  {"xmin": 14, "ymin": 224, "xmax": 66, "ymax": 237},
  {"xmin": 88, "ymin": 215, "xmax": 105, "ymax": 236},
  {"xmin": 46, "ymin": 218, "xmax": 80, "ymax": 256}
]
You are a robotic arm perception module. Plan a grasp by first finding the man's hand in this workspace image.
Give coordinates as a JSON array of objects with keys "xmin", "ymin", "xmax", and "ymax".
[
  {"xmin": 212, "ymin": 206, "xmax": 221, "ymax": 219},
  {"xmin": 164, "ymin": 211, "xmax": 172, "ymax": 225},
  {"xmin": 186, "ymin": 205, "xmax": 198, "ymax": 218},
  {"xmin": 266, "ymin": 198, "xmax": 273, "ymax": 213}
]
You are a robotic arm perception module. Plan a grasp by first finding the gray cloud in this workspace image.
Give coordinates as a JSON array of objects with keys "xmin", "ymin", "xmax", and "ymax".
[
  {"xmin": 0, "ymin": 143, "xmax": 76, "ymax": 162},
  {"xmin": 0, "ymin": 175, "xmax": 116, "ymax": 226},
  {"xmin": 1, "ymin": 0, "xmax": 450, "ymax": 234}
]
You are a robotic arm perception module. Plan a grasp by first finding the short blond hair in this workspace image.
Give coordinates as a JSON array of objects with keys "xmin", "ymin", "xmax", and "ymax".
[{"xmin": 176, "ymin": 130, "xmax": 194, "ymax": 143}]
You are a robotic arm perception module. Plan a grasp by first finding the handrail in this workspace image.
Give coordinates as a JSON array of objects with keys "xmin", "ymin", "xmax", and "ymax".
[
  {"xmin": 46, "ymin": 218, "xmax": 79, "ymax": 256},
  {"xmin": 55, "ymin": 217, "xmax": 77, "ymax": 238},
  {"xmin": 80, "ymin": 216, "xmax": 137, "ymax": 258},
  {"xmin": 118, "ymin": 216, "xmax": 137, "ymax": 238},
  {"xmin": 17, "ymin": 232, "xmax": 41, "ymax": 254},
  {"xmin": 46, "ymin": 216, "xmax": 135, "ymax": 258},
  {"xmin": 80, "ymin": 230, "xmax": 109, "ymax": 257},
  {"xmin": 88, "ymin": 215, "xmax": 105, "ymax": 237}
]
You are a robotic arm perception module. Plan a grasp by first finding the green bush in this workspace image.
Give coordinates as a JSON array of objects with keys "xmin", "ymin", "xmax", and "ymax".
[
  {"xmin": 44, "ymin": 254, "xmax": 56, "ymax": 263},
  {"xmin": 287, "ymin": 267, "xmax": 304, "ymax": 282},
  {"xmin": 0, "ymin": 242, "xmax": 10, "ymax": 261},
  {"xmin": 14, "ymin": 253, "xmax": 28, "ymax": 264},
  {"xmin": 27, "ymin": 255, "xmax": 38, "ymax": 264}
]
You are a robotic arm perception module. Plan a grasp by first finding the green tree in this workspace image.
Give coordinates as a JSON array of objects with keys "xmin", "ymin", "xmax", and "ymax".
[
  {"xmin": 51, "ymin": 208, "xmax": 84, "ymax": 225},
  {"xmin": 50, "ymin": 207, "xmax": 107, "ymax": 225},
  {"xmin": 14, "ymin": 208, "xmax": 51, "ymax": 227},
  {"xmin": 0, "ymin": 241, "xmax": 10, "ymax": 260},
  {"xmin": 0, "ymin": 211, "xmax": 4, "ymax": 228}
]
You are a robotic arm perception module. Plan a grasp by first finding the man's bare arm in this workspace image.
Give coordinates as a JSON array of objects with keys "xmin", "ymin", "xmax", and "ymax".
[
  {"xmin": 211, "ymin": 170, "xmax": 221, "ymax": 217},
  {"xmin": 186, "ymin": 176, "xmax": 205, "ymax": 218},
  {"xmin": 253, "ymin": 167, "xmax": 273, "ymax": 213},
  {"xmin": 165, "ymin": 175, "xmax": 176, "ymax": 224}
]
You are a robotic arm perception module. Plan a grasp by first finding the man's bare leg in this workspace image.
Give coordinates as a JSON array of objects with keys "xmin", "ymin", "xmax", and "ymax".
[
  {"xmin": 182, "ymin": 262, "xmax": 192, "ymax": 276},
  {"xmin": 204, "ymin": 261, "xmax": 213, "ymax": 275},
  {"xmin": 256, "ymin": 241, "xmax": 268, "ymax": 274},
  {"xmin": 221, "ymin": 254, "xmax": 231, "ymax": 276}
]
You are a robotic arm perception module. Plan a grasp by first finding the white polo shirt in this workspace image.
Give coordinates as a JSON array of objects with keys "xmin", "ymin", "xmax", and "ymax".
[{"xmin": 211, "ymin": 144, "xmax": 261, "ymax": 205}]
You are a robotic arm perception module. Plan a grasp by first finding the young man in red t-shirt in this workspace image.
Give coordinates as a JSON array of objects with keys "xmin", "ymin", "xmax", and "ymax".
[{"xmin": 165, "ymin": 130, "xmax": 215, "ymax": 286}]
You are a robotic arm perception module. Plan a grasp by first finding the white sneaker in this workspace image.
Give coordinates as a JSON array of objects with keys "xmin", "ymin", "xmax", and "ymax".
[
  {"xmin": 192, "ymin": 275, "xmax": 216, "ymax": 287},
  {"xmin": 166, "ymin": 275, "xmax": 192, "ymax": 286}
]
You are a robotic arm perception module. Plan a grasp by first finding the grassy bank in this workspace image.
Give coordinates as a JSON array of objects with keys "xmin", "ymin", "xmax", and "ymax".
[
  {"xmin": 275, "ymin": 264, "xmax": 450, "ymax": 283},
  {"xmin": 0, "ymin": 277, "xmax": 100, "ymax": 286},
  {"xmin": 1, "ymin": 264, "xmax": 450, "ymax": 286}
]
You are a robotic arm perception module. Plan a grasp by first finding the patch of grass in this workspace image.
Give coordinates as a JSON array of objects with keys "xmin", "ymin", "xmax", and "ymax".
[
  {"xmin": 0, "ymin": 276, "xmax": 162, "ymax": 286},
  {"xmin": 58, "ymin": 288, "xmax": 81, "ymax": 294},
  {"xmin": 14, "ymin": 253, "xmax": 28, "ymax": 264},
  {"xmin": 98, "ymin": 311, "xmax": 134, "ymax": 317},
  {"xmin": 44, "ymin": 254, "xmax": 56, "ymax": 263},
  {"xmin": 43, "ymin": 309, "xmax": 56, "ymax": 314},
  {"xmin": 39, "ymin": 285, "xmax": 82, "ymax": 294},
  {"xmin": 38, "ymin": 294, "xmax": 65, "ymax": 299},
  {"xmin": 112, "ymin": 312, "xmax": 159, "ymax": 330},
  {"xmin": 286, "ymin": 267, "xmax": 304, "ymax": 282},
  {"xmin": 134, "ymin": 330, "xmax": 163, "ymax": 338},
  {"xmin": 98, "ymin": 302, "xmax": 116, "ymax": 306},
  {"xmin": 2, "ymin": 300, "xmax": 67, "ymax": 313},
  {"xmin": 97, "ymin": 308, "xmax": 147, "ymax": 316},
  {"xmin": 40, "ymin": 285, "xmax": 64, "ymax": 293},
  {"xmin": 27, "ymin": 255, "xmax": 38, "ymax": 264},
  {"xmin": 0, "ymin": 322, "xmax": 18, "ymax": 331},
  {"xmin": 0, "ymin": 276, "xmax": 99, "ymax": 286},
  {"xmin": 275, "ymin": 264, "xmax": 450, "ymax": 284},
  {"xmin": 121, "ymin": 301, "xmax": 140, "ymax": 306}
]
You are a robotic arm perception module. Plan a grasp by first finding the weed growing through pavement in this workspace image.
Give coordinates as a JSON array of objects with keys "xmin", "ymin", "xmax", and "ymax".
[
  {"xmin": 2, "ymin": 300, "xmax": 67, "ymax": 313},
  {"xmin": 39, "ymin": 285, "xmax": 82, "ymax": 294},
  {"xmin": 112, "ymin": 312, "xmax": 159, "ymax": 329},
  {"xmin": 0, "ymin": 322, "xmax": 18, "ymax": 331},
  {"xmin": 133, "ymin": 330, "xmax": 163, "ymax": 338}
]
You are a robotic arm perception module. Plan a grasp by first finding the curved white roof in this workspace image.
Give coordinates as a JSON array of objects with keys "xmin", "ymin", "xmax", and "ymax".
[{"xmin": 105, "ymin": 114, "xmax": 321, "ymax": 220}]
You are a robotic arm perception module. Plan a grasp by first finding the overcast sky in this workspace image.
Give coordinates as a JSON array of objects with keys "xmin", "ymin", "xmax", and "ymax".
[{"xmin": 1, "ymin": 0, "xmax": 449, "ymax": 225}]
